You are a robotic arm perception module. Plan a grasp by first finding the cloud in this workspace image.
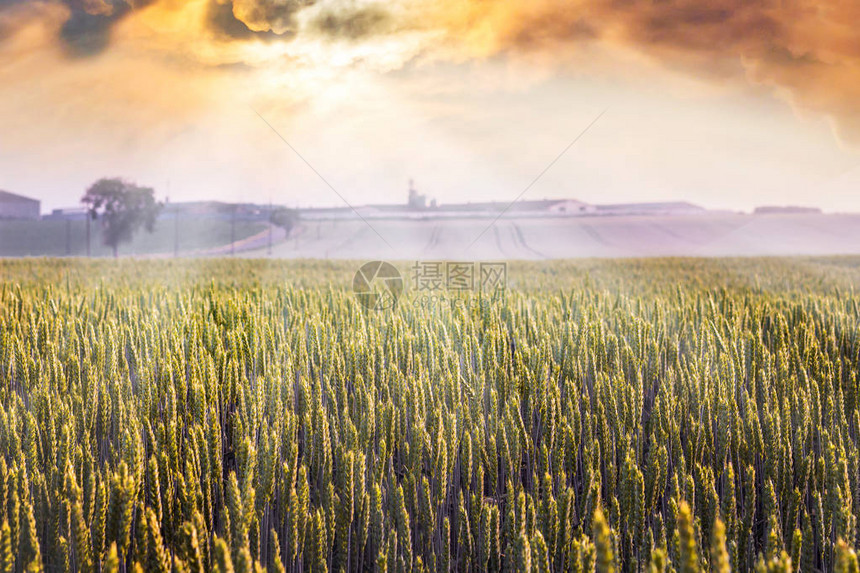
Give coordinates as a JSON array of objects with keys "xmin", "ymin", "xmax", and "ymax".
[
  {"xmin": 60, "ymin": 6, "xmax": 122, "ymax": 55},
  {"xmin": 1, "ymin": 0, "xmax": 860, "ymax": 143},
  {"xmin": 207, "ymin": 0, "xmax": 281, "ymax": 40},
  {"xmin": 308, "ymin": 4, "xmax": 391, "ymax": 40},
  {"xmin": 417, "ymin": 0, "xmax": 860, "ymax": 144},
  {"xmin": 0, "ymin": 0, "xmax": 158, "ymax": 56},
  {"xmin": 207, "ymin": 0, "xmax": 309, "ymax": 39},
  {"xmin": 230, "ymin": 0, "xmax": 312, "ymax": 34}
]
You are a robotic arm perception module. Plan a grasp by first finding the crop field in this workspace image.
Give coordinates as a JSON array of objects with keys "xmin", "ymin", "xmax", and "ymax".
[{"xmin": 0, "ymin": 257, "xmax": 859, "ymax": 572}]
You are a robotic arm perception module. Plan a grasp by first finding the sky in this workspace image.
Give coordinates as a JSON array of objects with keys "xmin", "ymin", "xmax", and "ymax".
[{"xmin": 1, "ymin": 0, "xmax": 860, "ymax": 213}]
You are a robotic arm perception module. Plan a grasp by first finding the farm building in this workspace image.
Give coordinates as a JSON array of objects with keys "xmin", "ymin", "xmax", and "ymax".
[
  {"xmin": 433, "ymin": 198, "xmax": 593, "ymax": 216},
  {"xmin": 754, "ymin": 205, "xmax": 822, "ymax": 215},
  {"xmin": 44, "ymin": 207, "xmax": 88, "ymax": 221},
  {"xmin": 593, "ymin": 201, "xmax": 706, "ymax": 216},
  {"xmin": 0, "ymin": 190, "xmax": 40, "ymax": 220}
]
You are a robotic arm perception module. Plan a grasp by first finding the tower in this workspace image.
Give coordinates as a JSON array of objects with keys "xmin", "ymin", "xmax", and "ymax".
[{"xmin": 408, "ymin": 179, "xmax": 426, "ymax": 209}]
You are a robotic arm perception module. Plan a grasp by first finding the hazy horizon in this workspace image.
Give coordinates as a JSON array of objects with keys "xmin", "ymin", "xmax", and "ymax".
[{"xmin": 2, "ymin": 1, "xmax": 860, "ymax": 213}]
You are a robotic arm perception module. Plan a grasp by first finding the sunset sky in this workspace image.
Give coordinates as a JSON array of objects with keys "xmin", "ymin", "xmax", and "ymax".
[{"xmin": 2, "ymin": 0, "xmax": 860, "ymax": 212}]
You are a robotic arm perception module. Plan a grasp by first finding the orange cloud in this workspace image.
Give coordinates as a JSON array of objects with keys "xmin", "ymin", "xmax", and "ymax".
[
  {"xmin": 1, "ymin": 0, "xmax": 860, "ymax": 143},
  {"xmin": 421, "ymin": 0, "xmax": 860, "ymax": 143}
]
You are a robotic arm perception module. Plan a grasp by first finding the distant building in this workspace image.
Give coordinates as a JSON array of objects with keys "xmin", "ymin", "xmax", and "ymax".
[
  {"xmin": 538, "ymin": 199, "xmax": 592, "ymax": 214},
  {"xmin": 593, "ymin": 201, "xmax": 706, "ymax": 216},
  {"xmin": 297, "ymin": 196, "xmax": 712, "ymax": 221},
  {"xmin": 754, "ymin": 206, "xmax": 822, "ymax": 215},
  {"xmin": 159, "ymin": 201, "xmax": 268, "ymax": 221},
  {"xmin": 299, "ymin": 206, "xmax": 354, "ymax": 220},
  {"xmin": 162, "ymin": 201, "xmax": 240, "ymax": 218},
  {"xmin": 0, "ymin": 190, "xmax": 40, "ymax": 220},
  {"xmin": 44, "ymin": 207, "xmax": 88, "ymax": 221},
  {"xmin": 434, "ymin": 198, "xmax": 592, "ymax": 215},
  {"xmin": 408, "ymin": 180, "xmax": 428, "ymax": 209}
]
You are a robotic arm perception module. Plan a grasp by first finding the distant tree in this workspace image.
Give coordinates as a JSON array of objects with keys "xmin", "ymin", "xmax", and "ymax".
[
  {"xmin": 270, "ymin": 207, "xmax": 298, "ymax": 235},
  {"xmin": 81, "ymin": 178, "xmax": 162, "ymax": 258}
]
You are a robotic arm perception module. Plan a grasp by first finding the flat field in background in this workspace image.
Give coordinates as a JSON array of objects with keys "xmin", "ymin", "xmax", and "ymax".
[
  {"xmin": 0, "ymin": 257, "xmax": 859, "ymax": 572},
  {"xmin": 258, "ymin": 213, "xmax": 860, "ymax": 260}
]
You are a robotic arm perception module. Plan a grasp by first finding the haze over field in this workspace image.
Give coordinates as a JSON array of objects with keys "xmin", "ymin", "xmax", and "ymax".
[
  {"xmin": 2, "ymin": 0, "xmax": 860, "ymax": 214},
  {"xmin": 248, "ymin": 212, "xmax": 860, "ymax": 260}
]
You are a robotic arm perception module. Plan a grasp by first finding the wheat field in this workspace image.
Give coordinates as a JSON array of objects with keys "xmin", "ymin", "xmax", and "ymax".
[{"xmin": 0, "ymin": 258, "xmax": 859, "ymax": 572}]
